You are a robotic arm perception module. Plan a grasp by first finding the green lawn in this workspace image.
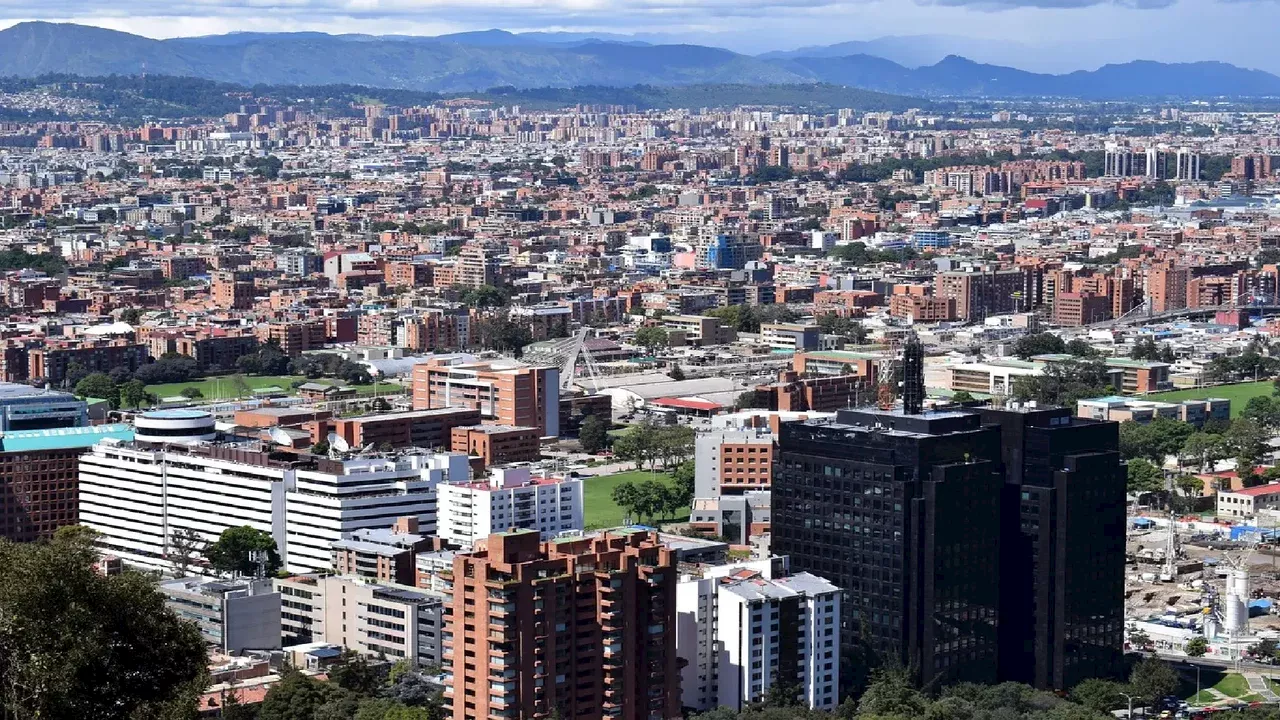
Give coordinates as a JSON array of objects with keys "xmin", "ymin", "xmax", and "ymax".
[
  {"xmin": 1150, "ymin": 380, "xmax": 1274, "ymax": 418},
  {"xmin": 146, "ymin": 375, "xmax": 305, "ymax": 401},
  {"xmin": 1213, "ymin": 673, "xmax": 1252, "ymax": 698},
  {"xmin": 582, "ymin": 470, "xmax": 687, "ymax": 530},
  {"xmin": 146, "ymin": 376, "xmax": 406, "ymax": 402}
]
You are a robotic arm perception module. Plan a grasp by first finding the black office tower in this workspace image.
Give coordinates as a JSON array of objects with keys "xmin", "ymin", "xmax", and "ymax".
[
  {"xmin": 980, "ymin": 405, "xmax": 1126, "ymax": 692},
  {"xmin": 773, "ymin": 408, "xmax": 1005, "ymax": 689}
]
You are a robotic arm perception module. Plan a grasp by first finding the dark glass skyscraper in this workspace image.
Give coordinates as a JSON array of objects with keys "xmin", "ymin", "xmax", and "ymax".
[
  {"xmin": 774, "ymin": 404, "xmax": 1125, "ymax": 692},
  {"xmin": 773, "ymin": 408, "xmax": 1005, "ymax": 689},
  {"xmin": 981, "ymin": 405, "xmax": 1126, "ymax": 691}
]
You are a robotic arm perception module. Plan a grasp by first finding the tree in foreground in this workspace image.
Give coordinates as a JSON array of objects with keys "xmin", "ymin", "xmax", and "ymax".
[{"xmin": 0, "ymin": 527, "xmax": 208, "ymax": 719}]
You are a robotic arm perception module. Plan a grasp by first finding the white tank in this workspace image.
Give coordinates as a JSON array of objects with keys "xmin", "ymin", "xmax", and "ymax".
[{"xmin": 1225, "ymin": 568, "xmax": 1250, "ymax": 634}]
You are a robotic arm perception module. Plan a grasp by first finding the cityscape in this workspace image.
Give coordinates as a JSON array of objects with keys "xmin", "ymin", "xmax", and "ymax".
[{"xmin": 8, "ymin": 5, "xmax": 1280, "ymax": 720}]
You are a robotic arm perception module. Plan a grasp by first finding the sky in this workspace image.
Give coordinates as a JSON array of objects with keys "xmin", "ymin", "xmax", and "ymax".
[{"xmin": 0, "ymin": 0, "xmax": 1276, "ymax": 73}]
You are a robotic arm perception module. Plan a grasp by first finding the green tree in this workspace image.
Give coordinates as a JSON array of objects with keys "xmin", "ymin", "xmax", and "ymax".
[
  {"xmin": 1127, "ymin": 458, "xmax": 1165, "ymax": 494},
  {"xmin": 611, "ymin": 481, "xmax": 641, "ymax": 522},
  {"xmin": 0, "ymin": 529, "xmax": 208, "ymax": 719},
  {"xmin": 1069, "ymin": 678, "xmax": 1128, "ymax": 715},
  {"xmin": 119, "ymin": 379, "xmax": 150, "ymax": 410},
  {"xmin": 671, "ymin": 459, "xmax": 695, "ymax": 508},
  {"xmin": 1243, "ymin": 395, "xmax": 1280, "ymax": 429},
  {"xmin": 1183, "ymin": 432, "xmax": 1228, "ymax": 472},
  {"xmin": 1012, "ymin": 358, "xmax": 1115, "ymax": 407},
  {"xmin": 578, "ymin": 414, "xmax": 610, "ymax": 454},
  {"xmin": 1013, "ymin": 332, "xmax": 1067, "ymax": 359},
  {"xmin": 329, "ymin": 650, "xmax": 383, "ymax": 695},
  {"xmin": 951, "ymin": 390, "xmax": 975, "ymax": 404},
  {"xmin": 1118, "ymin": 418, "xmax": 1194, "ymax": 463},
  {"xmin": 857, "ymin": 667, "xmax": 929, "ymax": 717},
  {"xmin": 1227, "ymin": 418, "xmax": 1270, "ymax": 469},
  {"xmin": 1185, "ymin": 635, "xmax": 1209, "ymax": 657},
  {"xmin": 634, "ymin": 326, "xmax": 670, "ymax": 354},
  {"xmin": 258, "ymin": 668, "xmax": 351, "ymax": 720},
  {"xmin": 311, "ymin": 439, "xmax": 330, "ymax": 456},
  {"xmin": 75, "ymin": 372, "xmax": 119, "ymax": 405},
  {"xmin": 668, "ymin": 363, "xmax": 686, "ymax": 381},
  {"xmin": 204, "ymin": 525, "xmax": 282, "ymax": 577},
  {"xmin": 229, "ymin": 374, "xmax": 253, "ymax": 399},
  {"xmin": 120, "ymin": 307, "xmax": 142, "ymax": 324},
  {"xmin": 179, "ymin": 386, "xmax": 204, "ymax": 400},
  {"xmin": 1065, "ymin": 338, "xmax": 1100, "ymax": 358},
  {"xmin": 1129, "ymin": 657, "xmax": 1178, "ymax": 705}
]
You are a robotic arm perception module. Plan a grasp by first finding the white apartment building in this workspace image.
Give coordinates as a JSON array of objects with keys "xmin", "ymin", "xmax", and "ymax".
[
  {"xmin": 676, "ymin": 559, "xmax": 841, "ymax": 712},
  {"xmin": 79, "ymin": 439, "xmax": 469, "ymax": 574},
  {"xmin": 435, "ymin": 466, "xmax": 583, "ymax": 549},
  {"xmin": 275, "ymin": 573, "xmax": 445, "ymax": 667}
]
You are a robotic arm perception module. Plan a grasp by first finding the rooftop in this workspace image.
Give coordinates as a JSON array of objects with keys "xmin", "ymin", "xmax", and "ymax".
[{"xmin": 0, "ymin": 423, "xmax": 133, "ymax": 452}]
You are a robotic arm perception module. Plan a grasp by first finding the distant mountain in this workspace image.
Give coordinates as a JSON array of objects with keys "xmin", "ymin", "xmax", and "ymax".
[
  {"xmin": 1, "ymin": 23, "xmax": 1278, "ymax": 99},
  {"xmin": 0, "ymin": 23, "xmax": 796, "ymax": 93},
  {"xmin": 760, "ymin": 35, "xmax": 1032, "ymax": 68},
  {"xmin": 773, "ymin": 54, "xmax": 1280, "ymax": 98}
]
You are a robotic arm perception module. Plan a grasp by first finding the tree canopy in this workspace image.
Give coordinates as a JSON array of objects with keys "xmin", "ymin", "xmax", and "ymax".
[{"xmin": 0, "ymin": 528, "xmax": 208, "ymax": 719}]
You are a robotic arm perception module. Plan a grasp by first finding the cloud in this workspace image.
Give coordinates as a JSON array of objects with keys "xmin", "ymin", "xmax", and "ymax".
[{"xmin": 919, "ymin": 0, "xmax": 1175, "ymax": 7}]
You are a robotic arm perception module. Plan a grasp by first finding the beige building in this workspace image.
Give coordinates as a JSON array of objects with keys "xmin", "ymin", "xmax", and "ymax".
[{"xmin": 275, "ymin": 573, "xmax": 445, "ymax": 668}]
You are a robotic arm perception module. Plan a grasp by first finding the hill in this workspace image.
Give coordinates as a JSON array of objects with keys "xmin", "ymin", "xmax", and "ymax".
[
  {"xmin": 2, "ymin": 23, "xmax": 1279, "ymax": 98},
  {"xmin": 0, "ymin": 75, "xmax": 923, "ymax": 120}
]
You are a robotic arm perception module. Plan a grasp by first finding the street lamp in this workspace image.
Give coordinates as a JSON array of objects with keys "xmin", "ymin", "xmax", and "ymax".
[{"xmin": 1119, "ymin": 692, "xmax": 1143, "ymax": 719}]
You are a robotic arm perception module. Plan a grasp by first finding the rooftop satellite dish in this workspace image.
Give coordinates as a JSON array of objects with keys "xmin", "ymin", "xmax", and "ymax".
[
  {"xmin": 268, "ymin": 427, "xmax": 293, "ymax": 447},
  {"xmin": 328, "ymin": 432, "xmax": 351, "ymax": 454}
]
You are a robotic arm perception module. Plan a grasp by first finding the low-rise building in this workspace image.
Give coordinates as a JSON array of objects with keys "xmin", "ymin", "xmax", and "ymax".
[
  {"xmin": 159, "ymin": 577, "xmax": 281, "ymax": 654},
  {"xmin": 449, "ymin": 424, "xmax": 541, "ymax": 470},
  {"xmin": 435, "ymin": 466, "xmax": 583, "ymax": 549},
  {"xmin": 274, "ymin": 573, "xmax": 445, "ymax": 667}
]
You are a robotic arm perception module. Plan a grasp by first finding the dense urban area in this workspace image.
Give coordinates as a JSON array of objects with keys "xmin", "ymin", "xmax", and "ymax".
[{"xmin": 10, "ymin": 59, "xmax": 1280, "ymax": 720}]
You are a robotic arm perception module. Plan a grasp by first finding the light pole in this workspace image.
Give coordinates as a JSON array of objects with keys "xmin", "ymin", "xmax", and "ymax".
[{"xmin": 1120, "ymin": 692, "xmax": 1143, "ymax": 719}]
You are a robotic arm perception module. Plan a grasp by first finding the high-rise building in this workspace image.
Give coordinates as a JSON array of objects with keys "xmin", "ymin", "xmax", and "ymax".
[
  {"xmin": 676, "ymin": 558, "xmax": 841, "ymax": 712},
  {"xmin": 1176, "ymin": 148, "xmax": 1201, "ymax": 181},
  {"xmin": 773, "ymin": 360, "xmax": 1124, "ymax": 691},
  {"xmin": 1147, "ymin": 263, "xmax": 1189, "ymax": 313},
  {"xmin": 1103, "ymin": 144, "xmax": 1134, "ymax": 177},
  {"xmin": 79, "ymin": 436, "xmax": 466, "ymax": 574},
  {"xmin": 980, "ymin": 405, "xmax": 1126, "ymax": 690},
  {"xmin": 773, "ymin": 407, "xmax": 1005, "ymax": 689},
  {"xmin": 440, "ymin": 529, "xmax": 680, "ymax": 720}
]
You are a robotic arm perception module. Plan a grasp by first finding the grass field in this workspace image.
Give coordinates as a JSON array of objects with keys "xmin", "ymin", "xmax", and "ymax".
[
  {"xmin": 1151, "ymin": 380, "xmax": 1274, "ymax": 418},
  {"xmin": 146, "ymin": 375, "xmax": 405, "ymax": 402},
  {"xmin": 582, "ymin": 470, "xmax": 687, "ymax": 530}
]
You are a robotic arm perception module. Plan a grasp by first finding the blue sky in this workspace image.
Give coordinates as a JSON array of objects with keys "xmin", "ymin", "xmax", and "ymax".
[{"xmin": 0, "ymin": 0, "xmax": 1275, "ymax": 73}]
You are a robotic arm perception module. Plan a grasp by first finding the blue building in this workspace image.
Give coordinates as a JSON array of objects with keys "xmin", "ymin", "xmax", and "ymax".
[{"xmin": 912, "ymin": 230, "xmax": 952, "ymax": 251}]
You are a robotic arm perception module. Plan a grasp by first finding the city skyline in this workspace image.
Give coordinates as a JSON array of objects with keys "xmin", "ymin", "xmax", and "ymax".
[{"xmin": 2, "ymin": 0, "xmax": 1280, "ymax": 74}]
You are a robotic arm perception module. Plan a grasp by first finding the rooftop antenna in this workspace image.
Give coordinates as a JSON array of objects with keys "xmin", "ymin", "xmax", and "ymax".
[
  {"xmin": 247, "ymin": 549, "xmax": 268, "ymax": 583},
  {"xmin": 902, "ymin": 332, "xmax": 925, "ymax": 415}
]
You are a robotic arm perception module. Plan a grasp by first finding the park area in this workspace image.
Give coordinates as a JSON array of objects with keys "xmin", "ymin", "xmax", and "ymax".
[
  {"xmin": 581, "ymin": 470, "xmax": 688, "ymax": 530},
  {"xmin": 1152, "ymin": 380, "xmax": 1275, "ymax": 418},
  {"xmin": 144, "ymin": 375, "xmax": 405, "ymax": 402}
]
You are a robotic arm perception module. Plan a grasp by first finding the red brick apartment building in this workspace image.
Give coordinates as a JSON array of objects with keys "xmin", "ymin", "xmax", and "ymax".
[
  {"xmin": 412, "ymin": 359, "xmax": 559, "ymax": 437},
  {"xmin": 441, "ymin": 530, "xmax": 680, "ymax": 720}
]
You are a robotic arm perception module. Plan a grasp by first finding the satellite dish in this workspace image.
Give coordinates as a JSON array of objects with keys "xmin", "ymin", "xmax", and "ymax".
[
  {"xmin": 268, "ymin": 427, "xmax": 294, "ymax": 447},
  {"xmin": 328, "ymin": 432, "xmax": 351, "ymax": 453}
]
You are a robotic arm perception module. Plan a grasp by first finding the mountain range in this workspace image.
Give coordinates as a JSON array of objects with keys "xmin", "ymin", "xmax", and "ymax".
[{"xmin": 2, "ymin": 22, "xmax": 1280, "ymax": 99}]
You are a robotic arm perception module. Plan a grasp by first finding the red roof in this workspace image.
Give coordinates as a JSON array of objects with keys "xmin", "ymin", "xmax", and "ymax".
[
  {"xmin": 1228, "ymin": 483, "xmax": 1280, "ymax": 497},
  {"xmin": 651, "ymin": 397, "xmax": 721, "ymax": 412}
]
